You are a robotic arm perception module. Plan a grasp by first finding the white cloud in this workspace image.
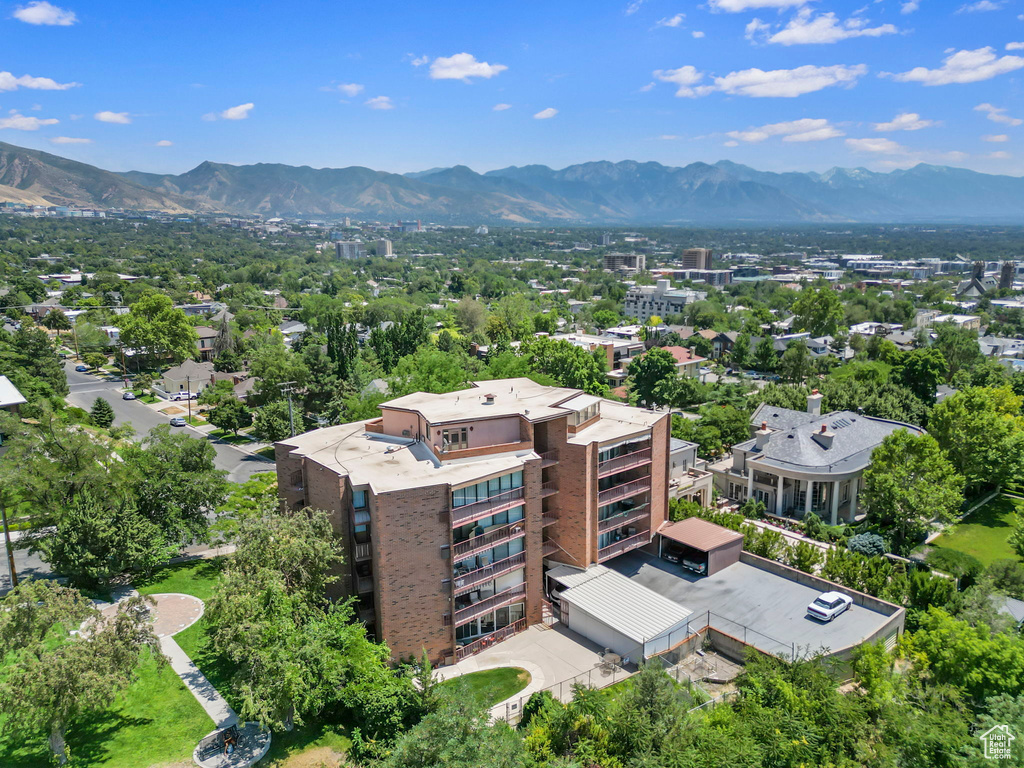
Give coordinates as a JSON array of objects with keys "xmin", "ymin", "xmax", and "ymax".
[
  {"xmin": 429, "ymin": 53, "xmax": 507, "ymax": 81},
  {"xmin": 336, "ymin": 83, "xmax": 364, "ymax": 97},
  {"xmin": 203, "ymin": 103, "xmax": 254, "ymax": 121},
  {"xmin": 957, "ymin": 0, "xmax": 1003, "ymax": 11},
  {"xmin": 745, "ymin": 18, "xmax": 771, "ymax": 41},
  {"xmin": 49, "ymin": 136, "xmax": 90, "ymax": 144},
  {"xmin": 658, "ymin": 134, "xmax": 682, "ymax": 140},
  {"xmin": 411, "ymin": 55, "xmax": 430, "ymax": 67},
  {"xmin": 762, "ymin": 9, "xmax": 898, "ymax": 46},
  {"xmin": 727, "ymin": 117, "xmax": 844, "ymax": 143},
  {"xmin": 493, "ymin": 103, "xmax": 512, "ymax": 111},
  {"xmin": 983, "ymin": 134, "xmax": 1010, "ymax": 141},
  {"xmin": 846, "ymin": 137, "xmax": 907, "ymax": 153},
  {"xmin": 639, "ymin": 81, "xmax": 656, "ymax": 92},
  {"xmin": 155, "ymin": 139, "xmax": 173, "ymax": 146},
  {"xmin": 872, "ymin": 112, "xmax": 937, "ymax": 131},
  {"xmin": 715, "ymin": 63, "xmax": 867, "ymax": 97},
  {"xmin": 625, "ymin": 0, "xmax": 645, "ymax": 15},
  {"xmin": 12, "ymin": 1, "xmax": 76, "ymax": 25},
  {"xmin": 1007, "ymin": 42, "xmax": 1024, "ymax": 51},
  {"xmin": 653, "ymin": 66, "xmax": 711, "ymax": 97},
  {"xmin": 0, "ymin": 71, "xmax": 79, "ymax": 91},
  {"xmin": 365, "ymin": 96, "xmax": 394, "ymax": 110},
  {"xmin": 975, "ymin": 102, "xmax": 1023, "ymax": 126},
  {"xmin": 534, "ymin": 107, "xmax": 558, "ymax": 119},
  {"xmin": 94, "ymin": 110, "xmax": 130, "ymax": 124},
  {"xmin": 0, "ymin": 111, "xmax": 58, "ymax": 130},
  {"xmin": 888, "ymin": 47, "xmax": 1024, "ymax": 85},
  {"xmin": 901, "ymin": 0, "xmax": 920, "ymax": 13},
  {"xmin": 656, "ymin": 13, "xmax": 685, "ymax": 27},
  {"xmin": 723, "ymin": 140, "xmax": 740, "ymax": 146},
  {"xmin": 988, "ymin": 150, "xmax": 1012, "ymax": 158},
  {"xmin": 709, "ymin": 0, "xmax": 807, "ymax": 11},
  {"xmin": 692, "ymin": 30, "xmax": 705, "ymax": 38}
]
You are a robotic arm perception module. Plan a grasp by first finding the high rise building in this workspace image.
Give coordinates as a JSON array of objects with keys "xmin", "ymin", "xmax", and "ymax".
[
  {"xmin": 275, "ymin": 378, "xmax": 669, "ymax": 664},
  {"xmin": 336, "ymin": 241, "xmax": 364, "ymax": 259},
  {"xmin": 375, "ymin": 238, "xmax": 393, "ymax": 257},
  {"xmin": 603, "ymin": 252, "xmax": 646, "ymax": 273},
  {"xmin": 600, "ymin": 233, "xmax": 612, "ymax": 247},
  {"xmin": 680, "ymin": 248, "xmax": 713, "ymax": 270}
]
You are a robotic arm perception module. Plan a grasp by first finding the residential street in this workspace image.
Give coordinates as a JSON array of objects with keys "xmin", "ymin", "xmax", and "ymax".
[{"xmin": 63, "ymin": 362, "xmax": 273, "ymax": 483}]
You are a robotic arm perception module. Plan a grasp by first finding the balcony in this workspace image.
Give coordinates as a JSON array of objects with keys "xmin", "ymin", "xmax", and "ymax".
[
  {"xmin": 356, "ymin": 576, "xmax": 374, "ymax": 594},
  {"xmin": 353, "ymin": 542, "xmax": 372, "ymax": 561},
  {"xmin": 597, "ymin": 503, "xmax": 650, "ymax": 534},
  {"xmin": 597, "ymin": 476, "xmax": 651, "ymax": 507},
  {"xmin": 451, "ymin": 487, "xmax": 525, "ymax": 527},
  {"xmin": 539, "ymin": 450, "xmax": 559, "ymax": 468},
  {"xmin": 454, "ymin": 583, "xmax": 527, "ymax": 626},
  {"xmin": 540, "ymin": 481, "xmax": 558, "ymax": 498},
  {"xmin": 597, "ymin": 530, "xmax": 651, "ymax": 562},
  {"xmin": 358, "ymin": 607, "xmax": 375, "ymax": 624},
  {"xmin": 452, "ymin": 521, "xmax": 526, "ymax": 560},
  {"xmin": 353, "ymin": 509, "xmax": 371, "ymax": 525},
  {"xmin": 453, "ymin": 552, "xmax": 527, "ymax": 595},
  {"xmin": 542, "ymin": 539, "xmax": 560, "ymax": 557},
  {"xmin": 455, "ymin": 617, "xmax": 528, "ymax": 661},
  {"xmin": 597, "ymin": 448, "xmax": 652, "ymax": 478},
  {"xmin": 541, "ymin": 512, "xmax": 558, "ymax": 527}
]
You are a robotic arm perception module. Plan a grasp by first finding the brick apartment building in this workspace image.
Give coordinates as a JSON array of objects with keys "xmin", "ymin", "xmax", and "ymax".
[{"xmin": 275, "ymin": 378, "xmax": 669, "ymax": 665}]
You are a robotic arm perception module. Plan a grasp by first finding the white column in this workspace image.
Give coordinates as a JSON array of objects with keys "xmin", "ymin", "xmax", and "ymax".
[
  {"xmin": 831, "ymin": 480, "xmax": 840, "ymax": 526},
  {"xmin": 746, "ymin": 466, "xmax": 754, "ymax": 501},
  {"xmin": 849, "ymin": 476, "xmax": 859, "ymax": 522},
  {"xmin": 775, "ymin": 474, "xmax": 784, "ymax": 515},
  {"xmin": 804, "ymin": 480, "xmax": 813, "ymax": 518}
]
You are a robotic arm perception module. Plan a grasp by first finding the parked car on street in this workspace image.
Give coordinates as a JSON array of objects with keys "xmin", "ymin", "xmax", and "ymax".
[
  {"xmin": 170, "ymin": 392, "xmax": 197, "ymax": 401},
  {"xmin": 74, "ymin": 364, "xmax": 89, "ymax": 372},
  {"xmin": 169, "ymin": 416, "xmax": 187, "ymax": 427},
  {"xmin": 122, "ymin": 391, "xmax": 137, "ymax": 400},
  {"xmin": 807, "ymin": 591, "xmax": 853, "ymax": 622}
]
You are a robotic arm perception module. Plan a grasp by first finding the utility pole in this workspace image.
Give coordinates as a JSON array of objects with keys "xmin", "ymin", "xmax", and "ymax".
[
  {"xmin": 72, "ymin": 323, "xmax": 80, "ymax": 359},
  {"xmin": 1, "ymin": 501, "xmax": 17, "ymax": 589},
  {"xmin": 280, "ymin": 381, "xmax": 297, "ymax": 437},
  {"xmin": 186, "ymin": 375, "xmax": 192, "ymax": 423}
]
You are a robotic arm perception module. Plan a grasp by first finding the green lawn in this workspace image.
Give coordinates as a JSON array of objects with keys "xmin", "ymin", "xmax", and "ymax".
[
  {"xmin": 439, "ymin": 667, "xmax": 531, "ymax": 707},
  {"xmin": 134, "ymin": 556, "xmax": 227, "ymax": 603},
  {"xmin": 929, "ymin": 494, "xmax": 1021, "ymax": 567},
  {"xmin": 210, "ymin": 428, "xmax": 254, "ymax": 445},
  {"xmin": 0, "ymin": 648, "xmax": 212, "ymax": 768},
  {"xmin": 256, "ymin": 445, "xmax": 276, "ymax": 459}
]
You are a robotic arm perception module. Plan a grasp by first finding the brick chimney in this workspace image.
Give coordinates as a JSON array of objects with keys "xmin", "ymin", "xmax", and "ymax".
[
  {"xmin": 755, "ymin": 420, "xmax": 771, "ymax": 450},
  {"xmin": 812, "ymin": 422, "xmax": 834, "ymax": 449},
  {"xmin": 807, "ymin": 388, "xmax": 823, "ymax": 417}
]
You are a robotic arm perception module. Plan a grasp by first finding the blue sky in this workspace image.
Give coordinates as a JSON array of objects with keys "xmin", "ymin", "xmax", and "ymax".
[{"xmin": 3, "ymin": 0, "xmax": 1024, "ymax": 176}]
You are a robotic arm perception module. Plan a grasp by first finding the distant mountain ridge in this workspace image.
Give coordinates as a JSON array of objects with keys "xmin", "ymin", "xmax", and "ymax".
[{"xmin": 2, "ymin": 140, "xmax": 1024, "ymax": 223}]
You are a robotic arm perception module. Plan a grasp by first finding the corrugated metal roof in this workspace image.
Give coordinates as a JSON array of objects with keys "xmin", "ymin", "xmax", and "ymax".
[
  {"xmin": 658, "ymin": 518, "xmax": 743, "ymax": 551},
  {"xmin": 557, "ymin": 565, "xmax": 692, "ymax": 644}
]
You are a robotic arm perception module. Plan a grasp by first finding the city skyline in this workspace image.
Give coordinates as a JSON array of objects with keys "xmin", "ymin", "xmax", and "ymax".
[{"xmin": 3, "ymin": 0, "xmax": 1024, "ymax": 176}]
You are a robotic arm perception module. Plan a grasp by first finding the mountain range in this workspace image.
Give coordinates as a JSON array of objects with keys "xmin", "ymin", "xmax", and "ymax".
[{"xmin": 3, "ymin": 140, "xmax": 1024, "ymax": 224}]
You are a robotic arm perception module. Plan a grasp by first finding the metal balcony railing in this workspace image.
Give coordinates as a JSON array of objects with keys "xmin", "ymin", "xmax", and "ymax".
[
  {"xmin": 597, "ymin": 504, "xmax": 650, "ymax": 534},
  {"xmin": 450, "ymin": 487, "xmax": 525, "ymax": 527},
  {"xmin": 540, "ymin": 481, "xmax": 558, "ymax": 497},
  {"xmin": 597, "ymin": 476, "xmax": 651, "ymax": 506},
  {"xmin": 356, "ymin": 576, "xmax": 374, "ymax": 594},
  {"xmin": 452, "ymin": 521, "xmax": 526, "ymax": 560},
  {"xmin": 453, "ymin": 583, "xmax": 527, "ymax": 626},
  {"xmin": 539, "ymin": 450, "xmax": 558, "ymax": 467},
  {"xmin": 597, "ymin": 530, "xmax": 651, "ymax": 561},
  {"xmin": 455, "ymin": 618, "xmax": 528, "ymax": 661},
  {"xmin": 353, "ymin": 542, "xmax": 372, "ymax": 561},
  {"xmin": 597, "ymin": 448, "xmax": 652, "ymax": 478},
  {"xmin": 453, "ymin": 552, "xmax": 527, "ymax": 595}
]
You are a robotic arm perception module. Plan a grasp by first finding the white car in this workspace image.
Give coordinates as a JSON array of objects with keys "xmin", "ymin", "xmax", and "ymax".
[
  {"xmin": 807, "ymin": 591, "xmax": 853, "ymax": 622},
  {"xmin": 170, "ymin": 391, "xmax": 197, "ymax": 402}
]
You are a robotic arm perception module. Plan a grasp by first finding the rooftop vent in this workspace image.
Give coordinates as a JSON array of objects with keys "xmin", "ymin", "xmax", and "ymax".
[{"xmin": 483, "ymin": 393, "xmax": 496, "ymax": 405}]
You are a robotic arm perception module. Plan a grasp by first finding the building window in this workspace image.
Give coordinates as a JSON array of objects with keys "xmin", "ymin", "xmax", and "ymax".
[
  {"xmin": 452, "ymin": 472, "xmax": 523, "ymax": 508},
  {"xmin": 442, "ymin": 427, "xmax": 468, "ymax": 451},
  {"xmin": 352, "ymin": 490, "xmax": 368, "ymax": 509},
  {"xmin": 570, "ymin": 403, "xmax": 600, "ymax": 427},
  {"xmin": 354, "ymin": 524, "xmax": 370, "ymax": 544}
]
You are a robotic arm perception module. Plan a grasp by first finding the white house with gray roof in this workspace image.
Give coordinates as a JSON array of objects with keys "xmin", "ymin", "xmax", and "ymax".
[{"xmin": 709, "ymin": 391, "xmax": 924, "ymax": 525}]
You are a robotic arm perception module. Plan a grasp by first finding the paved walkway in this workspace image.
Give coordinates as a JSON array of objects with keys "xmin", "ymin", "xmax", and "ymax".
[{"xmin": 436, "ymin": 624, "xmax": 613, "ymax": 719}]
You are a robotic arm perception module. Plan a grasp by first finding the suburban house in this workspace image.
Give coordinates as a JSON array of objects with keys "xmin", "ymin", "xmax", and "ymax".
[
  {"xmin": 275, "ymin": 378, "xmax": 670, "ymax": 664},
  {"xmin": 709, "ymin": 391, "xmax": 924, "ymax": 524},
  {"xmin": 0, "ymin": 376, "xmax": 27, "ymax": 414},
  {"xmin": 195, "ymin": 326, "xmax": 218, "ymax": 362},
  {"xmin": 669, "ymin": 438, "xmax": 713, "ymax": 506},
  {"xmin": 659, "ymin": 346, "xmax": 706, "ymax": 377},
  {"xmin": 161, "ymin": 359, "xmax": 214, "ymax": 396},
  {"xmin": 550, "ymin": 332, "xmax": 645, "ymax": 385}
]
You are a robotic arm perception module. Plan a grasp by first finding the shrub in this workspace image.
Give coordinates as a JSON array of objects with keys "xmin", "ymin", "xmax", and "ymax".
[
  {"xmin": 987, "ymin": 559, "xmax": 1024, "ymax": 600},
  {"xmin": 63, "ymin": 406, "xmax": 92, "ymax": 424},
  {"xmin": 787, "ymin": 541, "xmax": 824, "ymax": 573},
  {"xmin": 925, "ymin": 548, "xmax": 984, "ymax": 589},
  {"xmin": 848, "ymin": 533, "xmax": 887, "ymax": 557},
  {"xmin": 802, "ymin": 512, "xmax": 826, "ymax": 541},
  {"xmin": 90, "ymin": 397, "xmax": 115, "ymax": 429}
]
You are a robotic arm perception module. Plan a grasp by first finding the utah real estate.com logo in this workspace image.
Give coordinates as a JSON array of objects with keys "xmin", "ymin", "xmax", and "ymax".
[{"xmin": 981, "ymin": 724, "xmax": 1015, "ymax": 760}]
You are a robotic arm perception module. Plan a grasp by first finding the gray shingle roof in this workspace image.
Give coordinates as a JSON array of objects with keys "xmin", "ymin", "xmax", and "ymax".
[{"xmin": 750, "ymin": 402, "xmax": 813, "ymax": 432}]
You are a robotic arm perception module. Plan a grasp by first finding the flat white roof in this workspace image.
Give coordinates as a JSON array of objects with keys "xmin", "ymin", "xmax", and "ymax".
[
  {"xmin": 0, "ymin": 375, "xmax": 26, "ymax": 408},
  {"xmin": 555, "ymin": 565, "xmax": 692, "ymax": 644}
]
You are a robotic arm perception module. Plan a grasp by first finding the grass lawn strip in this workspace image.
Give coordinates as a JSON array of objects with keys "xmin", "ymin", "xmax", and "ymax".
[
  {"xmin": 439, "ymin": 667, "xmax": 531, "ymax": 708},
  {"xmin": 929, "ymin": 493, "xmax": 1021, "ymax": 567}
]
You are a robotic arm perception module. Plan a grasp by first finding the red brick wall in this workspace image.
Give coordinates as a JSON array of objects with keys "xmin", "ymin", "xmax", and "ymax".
[
  {"xmin": 522, "ymin": 457, "xmax": 544, "ymax": 625},
  {"xmin": 552, "ymin": 433, "xmax": 597, "ymax": 567}
]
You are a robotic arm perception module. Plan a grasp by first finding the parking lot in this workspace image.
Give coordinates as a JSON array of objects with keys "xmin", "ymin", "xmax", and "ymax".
[{"xmin": 608, "ymin": 551, "xmax": 898, "ymax": 659}]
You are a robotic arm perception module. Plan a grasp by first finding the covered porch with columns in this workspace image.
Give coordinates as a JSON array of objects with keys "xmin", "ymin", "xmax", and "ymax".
[{"xmin": 743, "ymin": 465, "xmax": 860, "ymax": 525}]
